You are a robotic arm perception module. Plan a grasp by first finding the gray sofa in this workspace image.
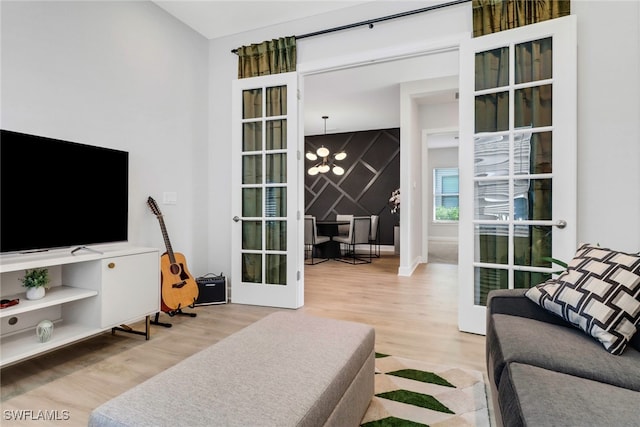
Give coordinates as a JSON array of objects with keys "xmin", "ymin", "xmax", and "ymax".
[{"xmin": 486, "ymin": 289, "xmax": 640, "ymax": 427}]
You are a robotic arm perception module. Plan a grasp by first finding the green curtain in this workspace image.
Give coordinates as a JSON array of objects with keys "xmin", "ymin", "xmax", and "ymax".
[
  {"xmin": 472, "ymin": 0, "xmax": 570, "ymax": 37},
  {"xmin": 237, "ymin": 36, "xmax": 297, "ymax": 79}
]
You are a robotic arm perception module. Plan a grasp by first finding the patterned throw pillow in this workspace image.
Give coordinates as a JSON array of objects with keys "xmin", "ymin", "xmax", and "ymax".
[{"xmin": 525, "ymin": 244, "xmax": 640, "ymax": 355}]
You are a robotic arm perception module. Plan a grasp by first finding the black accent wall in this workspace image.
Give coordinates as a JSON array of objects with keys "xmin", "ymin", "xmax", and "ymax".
[{"xmin": 304, "ymin": 128, "xmax": 400, "ymax": 246}]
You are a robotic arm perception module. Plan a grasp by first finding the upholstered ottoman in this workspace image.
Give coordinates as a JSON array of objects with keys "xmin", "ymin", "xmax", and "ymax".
[{"xmin": 89, "ymin": 311, "xmax": 375, "ymax": 427}]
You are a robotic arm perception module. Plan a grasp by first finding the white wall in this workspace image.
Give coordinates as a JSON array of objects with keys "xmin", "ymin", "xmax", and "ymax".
[
  {"xmin": 1, "ymin": 1, "xmax": 211, "ymax": 273},
  {"xmin": 572, "ymin": 0, "xmax": 640, "ymax": 253}
]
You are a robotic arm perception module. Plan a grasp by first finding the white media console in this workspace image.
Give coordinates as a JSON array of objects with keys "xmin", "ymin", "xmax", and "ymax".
[{"xmin": 0, "ymin": 244, "xmax": 160, "ymax": 368}]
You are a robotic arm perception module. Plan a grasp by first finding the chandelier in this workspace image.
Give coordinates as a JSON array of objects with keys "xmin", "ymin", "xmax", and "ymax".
[{"xmin": 306, "ymin": 116, "xmax": 347, "ymax": 176}]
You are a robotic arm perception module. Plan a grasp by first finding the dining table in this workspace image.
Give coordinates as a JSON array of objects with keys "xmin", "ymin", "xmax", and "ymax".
[{"xmin": 314, "ymin": 220, "xmax": 350, "ymax": 259}]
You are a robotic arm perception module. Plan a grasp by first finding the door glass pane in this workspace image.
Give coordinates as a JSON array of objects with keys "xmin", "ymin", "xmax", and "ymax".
[
  {"xmin": 265, "ymin": 187, "xmax": 286, "ymax": 217},
  {"xmin": 475, "ymin": 134, "xmax": 509, "ymax": 177},
  {"xmin": 243, "ymin": 89, "xmax": 262, "ymax": 119},
  {"xmin": 266, "ymin": 86, "xmax": 287, "ymax": 116},
  {"xmin": 475, "ymin": 92, "xmax": 509, "ymax": 132},
  {"xmin": 475, "ymin": 267, "xmax": 508, "ymax": 305},
  {"xmin": 266, "ymin": 254, "xmax": 286, "ymax": 285},
  {"xmin": 266, "ymin": 153, "xmax": 286, "ymax": 184},
  {"xmin": 475, "ymin": 47, "xmax": 509, "ymax": 90},
  {"xmin": 475, "ymin": 225, "xmax": 509, "ymax": 264},
  {"xmin": 243, "ymin": 122, "xmax": 262, "ymax": 151},
  {"xmin": 514, "ymin": 179, "xmax": 552, "ymax": 220},
  {"xmin": 515, "ymin": 270, "xmax": 551, "ymax": 290},
  {"xmin": 515, "ymin": 37, "xmax": 552, "ymax": 84},
  {"xmin": 266, "ymin": 220, "xmax": 286, "ymax": 251},
  {"xmin": 515, "ymin": 84, "xmax": 552, "ymax": 128},
  {"xmin": 242, "ymin": 155, "xmax": 262, "ymax": 184},
  {"xmin": 514, "ymin": 131, "xmax": 553, "ymax": 175},
  {"xmin": 475, "ymin": 180, "xmax": 510, "ymax": 220},
  {"xmin": 242, "ymin": 188, "xmax": 262, "ymax": 217},
  {"xmin": 513, "ymin": 131, "xmax": 531, "ymax": 175},
  {"xmin": 529, "ymin": 131, "xmax": 552, "ymax": 174},
  {"xmin": 266, "ymin": 119, "xmax": 287, "ymax": 150},
  {"xmin": 242, "ymin": 220, "xmax": 262, "ymax": 250},
  {"xmin": 514, "ymin": 225, "xmax": 552, "ymax": 267},
  {"xmin": 242, "ymin": 253, "xmax": 262, "ymax": 283}
]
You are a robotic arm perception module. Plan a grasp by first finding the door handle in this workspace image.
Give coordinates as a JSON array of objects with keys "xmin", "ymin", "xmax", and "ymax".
[
  {"xmin": 233, "ymin": 216, "xmax": 241, "ymax": 223},
  {"xmin": 554, "ymin": 220, "xmax": 567, "ymax": 229}
]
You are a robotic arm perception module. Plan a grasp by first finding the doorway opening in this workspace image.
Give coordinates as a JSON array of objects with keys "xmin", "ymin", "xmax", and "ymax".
[
  {"xmin": 423, "ymin": 129, "xmax": 459, "ymax": 265},
  {"xmin": 301, "ymin": 44, "xmax": 463, "ymax": 275}
]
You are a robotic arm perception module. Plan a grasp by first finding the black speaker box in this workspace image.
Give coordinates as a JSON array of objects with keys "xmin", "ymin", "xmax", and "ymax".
[{"xmin": 195, "ymin": 274, "xmax": 227, "ymax": 305}]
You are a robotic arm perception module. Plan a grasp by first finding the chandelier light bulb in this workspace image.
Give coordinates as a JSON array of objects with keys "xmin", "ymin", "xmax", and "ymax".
[
  {"xmin": 316, "ymin": 146, "xmax": 330, "ymax": 158},
  {"xmin": 306, "ymin": 117, "xmax": 348, "ymax": 176}
]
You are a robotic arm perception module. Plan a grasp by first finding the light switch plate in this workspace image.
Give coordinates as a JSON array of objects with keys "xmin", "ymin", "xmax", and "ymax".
[{"xmin": 163, "ymin": 192, "xmax": 177, "ymax": 205}]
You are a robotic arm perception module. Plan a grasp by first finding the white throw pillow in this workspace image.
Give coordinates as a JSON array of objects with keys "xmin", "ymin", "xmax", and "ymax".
[{"xmin": 526, "ymin": 244, "xmax": 640, "ymax": 355}]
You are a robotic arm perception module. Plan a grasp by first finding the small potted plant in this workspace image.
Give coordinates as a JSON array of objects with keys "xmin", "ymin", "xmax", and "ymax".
[{"xmin": 20, "ymin": 268, "xmax": 50, "ymax": 300}]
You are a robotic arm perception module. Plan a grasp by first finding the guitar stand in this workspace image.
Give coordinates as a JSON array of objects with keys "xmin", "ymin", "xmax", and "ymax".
[
  {"xmin": 168, "ymin": 308, "xmax": 197, "ymax": 318},
  {"xmin": 112, "ymin": 315, "xmax": 151, "ymax": 340},
  {"xmin": 150, "ymin": 304, "xmax": 197, "ymax": 328}
]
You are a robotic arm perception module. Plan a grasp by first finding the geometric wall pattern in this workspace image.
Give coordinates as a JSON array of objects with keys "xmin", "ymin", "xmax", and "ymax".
[{"xmin": 304, "ymin": 128, "xmax": 400, "ymax": 245}]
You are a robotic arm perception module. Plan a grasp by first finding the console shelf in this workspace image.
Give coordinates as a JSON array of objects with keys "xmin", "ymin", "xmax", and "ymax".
[
  {"xmin": 0, "ymin": 321, "xmax": 98, "ymax": 367},
  {"xmin": 0, "ymin": 286, "xmax": 98, "ymax": 318},
  {"xmin": 0, "ymin": 244, "xmax": 160, "ymax": 368}
]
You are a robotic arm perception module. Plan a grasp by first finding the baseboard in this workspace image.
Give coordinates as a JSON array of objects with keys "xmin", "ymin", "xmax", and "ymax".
[
  {"xmin": 398, "ymin": 256, "xmax": 422, "ymax": 276},
  {"xmin": 428, "ymin": 237, "xmax": 458, "ymax": 244}
]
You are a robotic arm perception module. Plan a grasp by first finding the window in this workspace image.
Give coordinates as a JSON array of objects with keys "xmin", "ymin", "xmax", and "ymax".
[{"xmin": 434, "ymin": 168, "xmax": 459, "ymax": 221}]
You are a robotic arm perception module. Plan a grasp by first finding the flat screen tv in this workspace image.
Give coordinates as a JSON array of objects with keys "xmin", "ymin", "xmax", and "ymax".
[{"xmin": 1, "ymin": 129, "xmax": 129, "ymax": 254}]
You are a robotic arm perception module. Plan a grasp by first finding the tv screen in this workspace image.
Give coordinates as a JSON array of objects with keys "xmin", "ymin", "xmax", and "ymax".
[{"xmin": 1, "ymin": 129, "xmax": 129, "ymax": 253}]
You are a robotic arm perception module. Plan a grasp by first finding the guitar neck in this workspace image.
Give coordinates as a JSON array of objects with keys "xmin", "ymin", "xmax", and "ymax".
[{"xmin": 157, "ymin": 216, "xmax": 177, "ymax": 264}]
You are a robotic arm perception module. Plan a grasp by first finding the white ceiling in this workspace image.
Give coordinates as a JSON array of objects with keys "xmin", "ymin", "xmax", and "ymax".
[
  {"xmin": 153, "ymin": 1, "xmax": 458, "ymax": 145},
  {"xmin": 152, "ymin": 1, "xmax": 370, "ymax": 40}
]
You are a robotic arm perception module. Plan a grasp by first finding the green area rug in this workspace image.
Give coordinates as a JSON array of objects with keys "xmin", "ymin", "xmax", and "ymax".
[{"xmin": 360, "ymin": 353, "xmax": 490, "ymax": 427}]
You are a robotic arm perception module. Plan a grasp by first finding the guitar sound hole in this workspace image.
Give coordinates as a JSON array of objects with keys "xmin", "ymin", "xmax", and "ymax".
[{"xmin": 170, "ymin": 264, "xmax": 181, "ymax": 275}]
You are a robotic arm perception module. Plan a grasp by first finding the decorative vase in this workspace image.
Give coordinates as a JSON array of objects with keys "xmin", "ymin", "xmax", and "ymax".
[
  {"xmin": 36, "ymin": 320, "xmax": 54, "ymax": 343},
  {"xmin": 26, "ymin": 286, "xmax": 46, "ymax": 300}
]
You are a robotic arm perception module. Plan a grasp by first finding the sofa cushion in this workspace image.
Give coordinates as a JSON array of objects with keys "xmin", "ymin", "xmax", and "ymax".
[
  {"xmin": 488, "ymin": 314, "xmax": 640, "ymax": 392},
  {"xmin": 525, "ymin": 243, "xmax": 640, "ymax": 355},
  {"xmin": 498, "ymin": 363, "xmax": 640, "ymax": 427}
]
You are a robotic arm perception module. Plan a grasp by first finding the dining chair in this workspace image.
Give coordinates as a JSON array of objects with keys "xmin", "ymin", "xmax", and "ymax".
[
  {"xmin": 335, "ymin": 214, "xmax": 353, "ymax": 237},
  {"xmin": 369, "ymin": 215, "xmax": 380, "ymax": 258},
  {"xmin": 304, "ymin": 216, "xmax": 330, "ymax": 265},
  {"xmin": 333, "ymin": 216, "xmax": 372, "ymax": 264}
]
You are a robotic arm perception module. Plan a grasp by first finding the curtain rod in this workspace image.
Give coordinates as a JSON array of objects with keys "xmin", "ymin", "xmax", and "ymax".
[{"xmin": 231, "ymin": 0, "xmax": 471, "ymax": 54}]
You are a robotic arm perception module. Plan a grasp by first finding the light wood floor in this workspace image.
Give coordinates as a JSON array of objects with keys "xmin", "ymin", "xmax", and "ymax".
[{"xmin": 0, "ymin": 255, "xmax": 487, "ymax": 426}]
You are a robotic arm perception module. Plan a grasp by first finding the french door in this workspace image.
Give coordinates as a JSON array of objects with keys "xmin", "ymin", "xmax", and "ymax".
[
  {"xmin": 231, "ymin": 72, "xmax": 302, "ymax": 309},
  {"xmin": 458, "ymin": 16, "xmax": 577, "ymax": 334}
]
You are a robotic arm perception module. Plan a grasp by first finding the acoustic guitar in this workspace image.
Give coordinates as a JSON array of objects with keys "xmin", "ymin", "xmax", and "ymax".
[{"xmin": 147, "ymin": 196, "xmax": 199, "ymax": 313}]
